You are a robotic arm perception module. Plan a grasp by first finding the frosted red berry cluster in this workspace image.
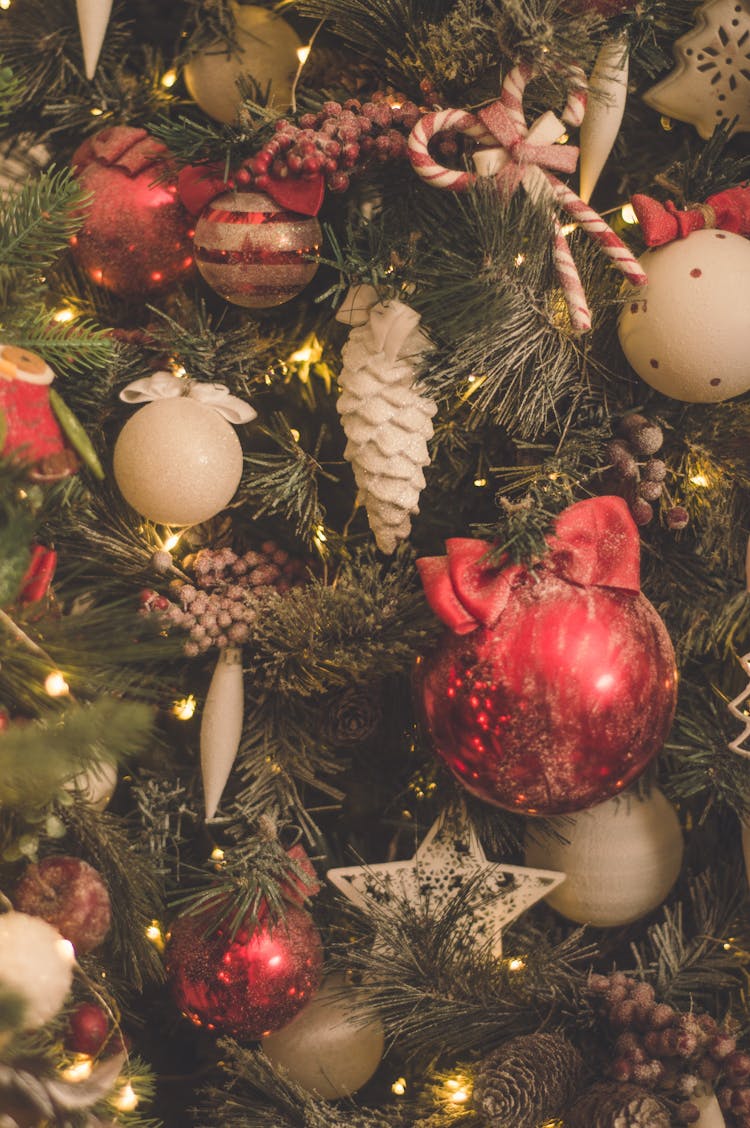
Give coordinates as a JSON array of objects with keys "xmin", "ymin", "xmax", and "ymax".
[
  {"xmin": 589, "ymin": 971, "xmax": 750, "ymax": 1125},
  {"xmin": 236, "ymin": 93, "xmax": 421, "ymax": 195}
]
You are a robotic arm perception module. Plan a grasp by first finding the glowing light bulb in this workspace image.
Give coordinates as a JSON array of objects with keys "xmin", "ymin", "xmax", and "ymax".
[
  {"xmin": 451, "ymin": 1087, "xmax": 469, "ymax": 1104},
  {"xmin": 173, "ymin": 695, "xmax": 196, "ymax": 721},
  {"xmin": 211, "ymin": 846, "xmax": 225, "ymax": 862},
  {"xmin": 290, "ymin": 428, "xmax": 300, "ymax": 442},
  {"xmin": 560, "ymin": 222, "xmax": 577, "ymax": 236},
  {"xmin": 296, "ymin": 45, "xmax": 311, "ymax": 64},
  {"xmin": 514, "ymin": 252, "xmax": 526, "ymax": 267},
  {"xmin": 0, "ymin": 1, "xmax": 12, "ymax": 9},
  {"xmin": 162, "ymin": 532, "xmax": 181, "ymax": 552},
  {"xmin": 391, "ymin": 1078, "xmax": 407, "ymax": 1095},
  {"xmin": 620, "ymin": 203, "xmax": 637, "ymax": 225},
  {"xmin": 314, "ymin": 526, "xmax": 327, "ymax": 544},
  {"xmin": 114, "ymin": 1082, "xmax": 139, "ymax": 1112},
  {"xmin": 473, "ymin": 477, "xmax": 488, "ymax": 488},
  {"xmin": 145, "ymin": 921, "xmax": 165, "ymax": 951},
  {"xmin": 690, "ymin": 473, "xmax": 709, "ymax": 487},
  {"xmin": 161, "ymin": 68, "xmax": 178, "ymax": 88},
  {"xmin": 45, "ymin": 671, "xmax": 70, "ymax": 697},
  {"xmin": 52, "ymin": 307, "xmax": 75, "ymax": 323},
  {"xmin": 507, "ymin": 957, "xmax": 526, "ymax": 972},
  {"xmin": 61, "ymin": 1055, "xmax": 93, "ymax": 1081},
  {"xmin": 90, "ymin": 107, "xmax": 104, "ymax": 117}
]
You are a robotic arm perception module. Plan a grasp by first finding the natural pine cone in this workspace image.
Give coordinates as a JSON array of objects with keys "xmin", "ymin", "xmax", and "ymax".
[
  {"xmin": 566, "ymin": 1081, "xmax": 671, "ymax": 1127},
  {"xmin": 327, "ymin": 686, "xmax": 382, "ymax": 745},
  {"xmin": 473, "ymin": 1032, "xmax": 584, "ymax": 1128}
]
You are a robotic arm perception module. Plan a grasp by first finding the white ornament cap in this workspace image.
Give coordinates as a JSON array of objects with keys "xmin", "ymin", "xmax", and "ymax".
[{"xmin": 76, "ymin": 0, "xmax": 114, "ymax": 81}]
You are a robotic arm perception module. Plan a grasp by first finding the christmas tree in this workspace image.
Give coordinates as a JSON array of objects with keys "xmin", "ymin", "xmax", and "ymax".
[{"xmin": 2, "ymin": 0, "xmax": 750, "ymax": 1125}]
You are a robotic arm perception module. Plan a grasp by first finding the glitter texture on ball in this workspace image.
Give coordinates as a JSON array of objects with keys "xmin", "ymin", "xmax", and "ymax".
[{"xmin": 166, "ymin": 903, "xmax": 324, "ymax": 1040}]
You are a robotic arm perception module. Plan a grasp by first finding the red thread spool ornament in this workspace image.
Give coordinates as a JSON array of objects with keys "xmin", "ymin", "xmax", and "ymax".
[
  {"xmin": 70, "ymin": 126, "xmax": 194, "ymax": 298},
  {"xmin": 193, "ymin": 190, "xmax": 322, "ymax": 309},
  {"xmin": 166, "ymin": 901, "xmax": 323, "ymax": 1040},
  {"xmin": 415, "ymin": 497, "xmax": 677, "ymax": 816}
]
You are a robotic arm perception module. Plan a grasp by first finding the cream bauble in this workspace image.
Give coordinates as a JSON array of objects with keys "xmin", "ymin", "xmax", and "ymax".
[
  {"xmin": 262, "ymin": 973, "xmax": 384, "ymax": 1099},
  {"xmin": 65, "ymin": 758, "xmax": 117, "ymax": 810},
  {"xmin": 523, "ymin": 787, "xmax": 683, "ymax": 927},
  {"xmin": 0, "ymin": 911, "xmax": 75, "ymax": 1029},
  {"xmin": 184, "ymin": 4, "xmax": 302, "ymax": 125},
  {"xmin": 113, "ymin": 397, "xmax": 244, "ymax": 527},
  {"xmin": 618, "ymin": 229, "xmax": 750, "ymax": 403}
]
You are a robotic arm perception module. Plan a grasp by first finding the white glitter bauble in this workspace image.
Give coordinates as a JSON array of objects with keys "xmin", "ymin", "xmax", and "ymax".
[
  {"xmin": 618, "ymin": 229, "xmax": 750, "ymax": 403},
  {"xmin": 524, "ymin": 787, "xmax": 683, "ymax": 927},
  {"xmin": 0, "ymin": 911, "xmax": 75, "ymax": 1029},
  {"xmin": 184, "ymin": 4, "xmax": 302, "ymax": 125},
  {"xmin": 64, "ymin": 758, "xmax": 117, "ymax": 810},
  {"xmin": 113, "ymin": 398, "xmax": 244, "ymax": 526},
  {"xmin": 262, "ymin": 973, "xmax": 384, "ymax": 1099}
]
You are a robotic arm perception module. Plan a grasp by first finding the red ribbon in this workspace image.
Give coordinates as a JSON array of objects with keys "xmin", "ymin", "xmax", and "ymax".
[
  {"xmin": 177, "ymin": 165, "xmax": 325, "ymax": 218},
  {"xmin": 417, "ymin": 496, "xmax": 640, "ymax": 635},
  {"xmin": 477, "ymin": 101, "xmax": 580, "ymax": 195},
  {"xmin": 18, "ymin": 544, "xmax": 57, "ymax": 605},
  {"xmin": 632, "ymin": 183, "xmax": 750, "ymax": 247}
]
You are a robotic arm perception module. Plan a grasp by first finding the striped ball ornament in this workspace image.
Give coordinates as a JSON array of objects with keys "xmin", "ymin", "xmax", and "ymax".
[{"xmin": 194, "ymin": 190, "xmax": 322, "ymax": 308}]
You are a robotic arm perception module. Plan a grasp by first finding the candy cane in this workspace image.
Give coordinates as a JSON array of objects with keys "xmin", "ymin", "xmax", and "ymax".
[{"xmin": 407, "ymin": 63, "xmax": 645, "ymax": 334}]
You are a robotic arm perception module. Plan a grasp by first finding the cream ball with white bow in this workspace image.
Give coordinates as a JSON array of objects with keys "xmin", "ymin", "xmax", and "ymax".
[{"xmin": 113, "ymin": 372, "xmax": 256, "ymax": 527}]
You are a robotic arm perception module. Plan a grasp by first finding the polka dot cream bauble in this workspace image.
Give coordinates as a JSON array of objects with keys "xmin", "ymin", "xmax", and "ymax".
[
  {"xmin": 618, "ymin": 229, "xmax": 750, "ymax": 402},
  {"xmin": 523, "ymin": 787, "xmax": 683, "ymax": 927},
  {"xmin": 262, "ymin": 974, "xmax": 384, "ymax": 1099},
  {"xmin": 113, "ymin": 397, "xmax": 244, "ymax": 527},
  {"xmin": 0, "ymin": 911, "xmax": 75, "ymax": 1029},
  {"xmin": 184, "ymin": 4, "xmax": 302, "ymax": 125}
]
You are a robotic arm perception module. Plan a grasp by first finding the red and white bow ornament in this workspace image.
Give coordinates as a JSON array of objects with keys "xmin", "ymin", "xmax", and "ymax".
[{"xmin": 408, "ymin": 64, "xmax": 647, "ymax": 334}]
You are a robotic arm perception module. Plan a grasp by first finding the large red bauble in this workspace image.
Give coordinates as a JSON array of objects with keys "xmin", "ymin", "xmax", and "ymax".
[
  {"xmin": 193, "ymin": 190, "xmax": 322, "ymax": 308},
  {"xmin": 166, "ymin": 903, "xmax": 323, "ymax": 1040},
  {"xmin": 70, "ymin": 126, "xmax": 194, "ymax": 298},
  {"xmin": 415, "ymin": 573, "xmax": 677, "ymax": 816}
]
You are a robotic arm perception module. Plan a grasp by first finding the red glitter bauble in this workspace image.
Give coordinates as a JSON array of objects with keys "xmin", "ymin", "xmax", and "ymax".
[
  {"xmin": 193, "ymin": 190, "xmax": 322, "ymax": 308},
  {"xmin": 13, "ymin": 856, "xmax": 112, "ymax": 955},
  {"xmin": 166, "ymin": 903, "xmax": 323, "ymax": 1040},
  {"xmin": 70, "ymin": 126, "xmax": 194, "ymax": 298},
  {"xmin": 65, "ymin": 1002, "xmax": 110, "ymax": 1056},
  {"xmin": 415, "ymin": 573, "xmax": 677, "ymax": 816}
]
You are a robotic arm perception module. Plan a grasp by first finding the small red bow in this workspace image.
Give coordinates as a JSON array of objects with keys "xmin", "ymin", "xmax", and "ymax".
[
  {"xmin": 177, "ymin": 165, "xmax": 325, "ymax": 218},
  {"xmin": 632, "ymin": 183, "xmax": 750, "ymax": 247},
  {"xmin": 417, "ymin": 496, "xmax": 640, "ymax": 635}
]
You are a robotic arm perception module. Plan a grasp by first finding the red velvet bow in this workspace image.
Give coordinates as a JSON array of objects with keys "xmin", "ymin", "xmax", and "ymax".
[
  {"xmin": 177, "ymin": 165, "xmax": 325, "ymax": 218},
  {"xmin": 477, "ymin": 101, "xmax": 580, "ymax": 195},
  {"xmin": 417, "ymin": 496, "xmax": 640, "ymax": 635},
  {"xmin": 632, "ymin": 184, "xmax": 750, "ymax": 247}
]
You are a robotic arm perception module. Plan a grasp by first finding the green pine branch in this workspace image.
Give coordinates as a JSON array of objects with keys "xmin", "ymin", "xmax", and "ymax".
[{"xmin": 0, "ymin": 166, "xmax": 89, "ymax": 278}]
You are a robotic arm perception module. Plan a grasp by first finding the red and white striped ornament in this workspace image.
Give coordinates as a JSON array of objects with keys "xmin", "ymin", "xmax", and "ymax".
[{"xmin": 193, "ymin": 190, "xmax": 322, "ymax": 309}]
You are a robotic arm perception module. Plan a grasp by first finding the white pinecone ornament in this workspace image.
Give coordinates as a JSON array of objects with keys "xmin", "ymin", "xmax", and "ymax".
[{"xmin": 335, "ymin": 287, "xmax": 436, "ymax": 554}]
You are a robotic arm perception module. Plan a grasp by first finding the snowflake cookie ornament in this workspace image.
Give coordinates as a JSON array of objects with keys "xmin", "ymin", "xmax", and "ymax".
[
  {"xmin": 643, "ymin": 0, "xmax": 750, "ymax": 139},
  {"xmin": 328, "ymin": 804, "xmax": 565, "ymax": 956},
  {"xmin": 335, "ymin": 286, "xmax": 437, "ymax": 554}
]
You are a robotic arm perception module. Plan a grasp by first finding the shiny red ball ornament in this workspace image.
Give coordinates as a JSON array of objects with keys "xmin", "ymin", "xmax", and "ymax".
[
  {"xmin": 65, "ymin": 1002, "xmax": 110, "ymax": 1056},
  {"xmin": 166, "ymin": 902, "xmax": 323, "ymax": 1040},
  {"xmin": 193, "ymin": 190, "xmax": 322, "ymax": 308},
  {"xmin": 70, "ymin": 126, "xmax": 194, "ymax": 298},
  {"xmin": 415, "ymin": 497, "xmax": 677, "ymax": 816}
]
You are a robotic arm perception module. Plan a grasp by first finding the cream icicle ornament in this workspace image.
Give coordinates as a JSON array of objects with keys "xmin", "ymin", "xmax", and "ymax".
[
  {"xmin": 335, "ymin": 289, "xmax": 436, "ymax": 554},
  {"xmin": 76, "ymin": 0, "xmax": 113, "ymax": 80}
]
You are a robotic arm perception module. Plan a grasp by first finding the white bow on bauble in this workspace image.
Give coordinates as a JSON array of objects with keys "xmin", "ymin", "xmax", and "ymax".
[{"xmin": 119, "ymin": 371, "xmax": 257, "ymax": 426}]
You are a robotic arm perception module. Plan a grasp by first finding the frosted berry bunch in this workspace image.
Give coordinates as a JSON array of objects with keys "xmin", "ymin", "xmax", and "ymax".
[
  {"xmin": 606, "ymin": 414, "xmax": 687, "ymax": 530},
  {"xmin": 236, "ymin": 92, "xmax": 421, "ymax": 195},
  {"xmin": 589, "ymin": 971, "xmax": 750, "ymax": 1126},
  {"xmin": 143, "ymin": 543, "xmax": 308, "ymax": 657}
]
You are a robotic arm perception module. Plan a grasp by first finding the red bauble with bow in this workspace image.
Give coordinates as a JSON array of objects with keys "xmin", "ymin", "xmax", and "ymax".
[{"xmin": 415, "ymin": 497, "xmax": 677, "ymax": 816}]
